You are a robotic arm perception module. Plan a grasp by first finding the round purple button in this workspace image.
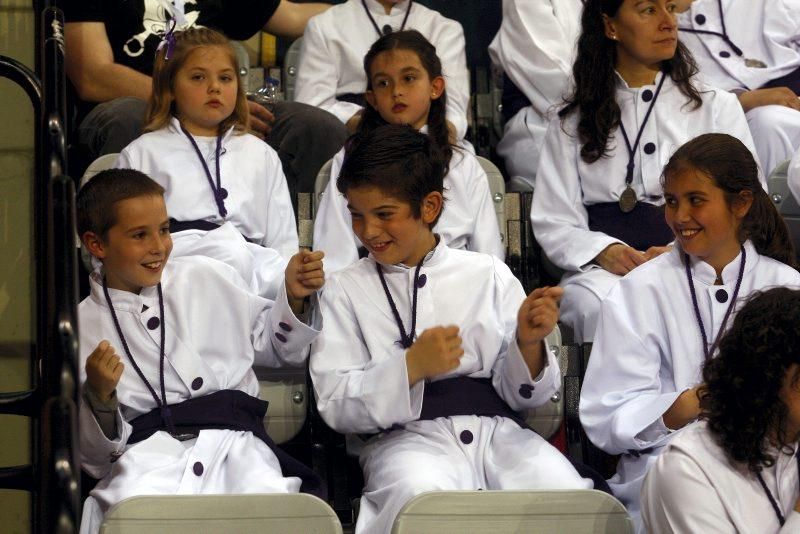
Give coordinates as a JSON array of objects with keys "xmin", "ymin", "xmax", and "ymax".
[
  {"xmin": 191, "ymin": 377, "xmax": 203, "ymax": 391},
  {"xmin": 459, "ymin": 430, "xmax": 474, "ymax": 445},
  {"xmin": 193, "ymin": 461, "xmax": 204, "ymax": 476},
  {"xmin": 147, "ymin": 317, "xmax": 160, "ymax": 330}
]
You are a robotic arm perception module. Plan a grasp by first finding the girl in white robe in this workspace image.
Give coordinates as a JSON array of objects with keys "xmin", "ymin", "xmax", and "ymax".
[
  {"xmin": 295, "ymin": 0, "xmax": 470, "ymax": 140},
  {"xmin": 310, "ymin": 125, "xmax": 591, "ymax": 534},
  {"xmin": 116, "ymin": 28, "xmax": 297, "ymax": 300},
  {"xmin": 487, "ymin": 0, "xmax": 582, "ymax": 185},
  {"xmin": 75, "ymin": 169, "xmax": 324, "ymax": 534},
  {"xmin": 676, "ymin": 0, "xmax": 800, "ymax": 177},
  {"xmin": 531, "ymin": 0, "xmax": 758, "ymax": 343},
  {"xmin": 580, "ymin": 133, "xmax": 800, "ymax": 533},
  {"xmin": 642, "ymin": 287, "xmax": 800, "ymax": 533},
  {"xmin": 313, "ymin": 30, "xmax": 503, "ymax": 274}
]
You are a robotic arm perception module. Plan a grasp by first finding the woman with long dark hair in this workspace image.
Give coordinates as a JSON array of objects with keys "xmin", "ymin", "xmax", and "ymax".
[
  {"xmin": 531, "ymin": 0, "xmax": 759, "ymax": 343},
  {"xmin": 642, "ymin": 287, "xmax": 800, "ymax": 532}
]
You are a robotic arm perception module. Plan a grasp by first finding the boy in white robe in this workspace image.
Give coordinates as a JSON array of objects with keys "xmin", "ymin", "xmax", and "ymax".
[
  {"xmin": 76, "ymin": 168, "xmax": 324, "ymax": 534},
  {"xmin": 310, "ymin": 125, "xmax": 591, "ymax": 534}
]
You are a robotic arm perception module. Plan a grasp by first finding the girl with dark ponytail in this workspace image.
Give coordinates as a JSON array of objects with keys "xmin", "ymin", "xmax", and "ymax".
[
  {"xmin": 314, "ymin": 30, "xmax": 504, "ymax": 274},
  {"xmin": 642, "ymin": 287, "xmax": 800, "ymax": 532},
  {"xmin": 531, "ymin": 0, "xmax": 760, "ymax": 345},
  {"xmin": 581, "ymin": 133, "xmax": 800, "ymax": 532}
]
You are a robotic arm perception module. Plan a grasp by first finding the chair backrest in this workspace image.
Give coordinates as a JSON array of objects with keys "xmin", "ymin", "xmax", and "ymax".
[
  {"xmin": 475, "ymin": 155, "xmax": 507, "ymax": 250},
  {"xmin": 80, "ymin": 153, "xmax": 119, "ymax": 189},
  {"xmin": 100, "ymin": 493, "xmax": 342, "ymax": 534},
  {"xmin": 283, "ymin": 37, "xmax": 303, "ymax": 102},
  {"xmin": 256, "ymin": 366, "xmax": 308, "ymax": 445},
  {"xmin": 314, "ymin": 158, "xmax": 334, "ymax": 216},
  {"xmin": 391, "ymin": 490, "xmax": 633, "ymax": 534},
  {"xmin": 768, "ymin": 158, "xmax": 800, "ymax": 256},
  {"xmin": 523, "ymin": 325, "xmax": 563, "ymax": 439}
]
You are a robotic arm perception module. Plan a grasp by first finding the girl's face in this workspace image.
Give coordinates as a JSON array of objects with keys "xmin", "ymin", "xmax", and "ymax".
[
  {"xmin": 663, "ymin": 167, "xmax": 752, "ymax": 273},
  {"xmin": 365, "ymin": 49, "xmax": 444, "ymax": 131},
  {"xmin": 172, "ymin": 45, "xmax": 238, "ymax": 136},
  {"xmin": 604, "ymin": 0, "xmax": 679, "ymax": 71}
]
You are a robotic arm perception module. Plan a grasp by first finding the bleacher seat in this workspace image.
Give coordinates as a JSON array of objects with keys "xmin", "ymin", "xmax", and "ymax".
[
  {"xmin": 768, "ymin": 158, "xmax": 800, "ymax": 256},
  {"xmin": 391, "ymin": 490, "xmax": 633, "ymax": 534},
  {"xmin": 476, "ymin": 155, "xmax": 506, "ymax": 246},
  {"xmin": 255, "ymin": 365, "xmax": 308, "ymax": 444},
  {"xmin": 80, "ymin": 153, "xmax": 119, "ymax": 189},
  {"xmin": 283, "ymin": 38, "xmax": 303, "ymax": 102},
  {"xmin": 100, "ymin": 494, "xmax": 342, "ymax": 534}
]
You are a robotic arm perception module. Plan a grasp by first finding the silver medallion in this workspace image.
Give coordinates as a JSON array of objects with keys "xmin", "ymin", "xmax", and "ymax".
[
  {"xmin": 619, "ymin": 186, "xmax": 637, "ymax": 213},
  {"xmin": 745, "ymin": 58, "xmax": 768, "ymax": 69}
]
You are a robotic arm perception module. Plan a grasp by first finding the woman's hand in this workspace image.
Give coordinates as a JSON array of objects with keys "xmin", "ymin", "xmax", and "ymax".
[
  {"xmin": 738, "ymin": 87, "xmax": 800, "ymax": 113},
  {"xmin": 595, "ymin": 243, "xmax": 647, "ymax": 275}
]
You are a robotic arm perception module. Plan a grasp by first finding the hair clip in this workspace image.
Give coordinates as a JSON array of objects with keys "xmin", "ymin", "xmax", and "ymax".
[{"xmin": 157, "ymin": 19, "xmax": 178, "ymax": 60}]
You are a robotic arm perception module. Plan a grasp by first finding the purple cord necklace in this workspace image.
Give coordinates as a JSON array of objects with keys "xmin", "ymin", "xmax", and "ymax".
[
  {"xmin": 102, "ymin": 279, "xmax": 175, "ymax": 433},
  {"xmin": 684, "ymin": 245, "xmax": 745, "ymax": 361},
  {"xmin": 180, "ymin": 123, "xmax": 228, "ymax": 219},
  {"xmin": 377, "ymin": 258, "xmax": 424, "ymax": 349}
]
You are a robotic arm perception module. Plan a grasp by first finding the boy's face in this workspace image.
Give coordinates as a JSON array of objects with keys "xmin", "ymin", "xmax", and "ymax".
[
  {"xmin": 85, "ymin": 195, "xmax": 173, "ymax": 293},
  {"xmin": 346, "ymin": 185, "xmax": 441, "ymax": 267}
]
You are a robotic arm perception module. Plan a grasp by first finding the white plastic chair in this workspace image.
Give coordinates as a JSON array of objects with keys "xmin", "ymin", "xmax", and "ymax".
[
  {"xmin": 282, "ymin": 38, "xmax": 303, "ymax": 102},
  {"xmin": 100, "ymin": 493, "xmax": 342, "ymax": 534},
  {"xmin": 391, "ymin": 490, "xmax": 633, "ymax": 534}
]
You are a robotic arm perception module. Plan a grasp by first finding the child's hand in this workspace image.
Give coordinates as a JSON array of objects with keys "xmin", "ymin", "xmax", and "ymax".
[
  {"xmin": 595, "ymin": 243, "xmax": 647, "ymax": 275},
  {"xmin": 406, "ymin": 326, "xmax": 464, "ymax": 386},
  {"xmin": 517, "ymin": 286, "xmax": 563, "ymax": 348},
  {"xmin": 285, "ymin": 250, "xmax": 325, "ymax": 312},
  {"xmin": 85, "ymin": 340, "xmax": 124, "ymax": 402}
]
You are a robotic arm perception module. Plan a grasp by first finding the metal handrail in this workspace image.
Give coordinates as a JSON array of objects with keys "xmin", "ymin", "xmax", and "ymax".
[{"xmin": 0, "ymin": 2, "xmax": 81, "ymax": 533}]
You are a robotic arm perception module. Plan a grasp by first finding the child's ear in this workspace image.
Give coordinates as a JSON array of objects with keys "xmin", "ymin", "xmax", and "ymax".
[
  {"xmin": 430, "ymin": 77, "xmax": 445, "ymax": 101},
  {"xmin": 732, "ymin": 190, "xmax": 754, "ymax": 220},
  {"xmin": 365, "ymin": 90, "xmax": 377, "ymax": 109},
  {"xmin": 420, "ymin": 192, "xmax": 444, "ymax": 225},
  {"xmin": 82, "ymin": 231, "xmax": 107, "ymax": 260}
]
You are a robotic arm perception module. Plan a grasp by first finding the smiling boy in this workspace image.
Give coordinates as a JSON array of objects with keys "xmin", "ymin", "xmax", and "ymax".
[
  {"xmin": 309, "ymin": 125, "xmax": 592, "ymax": 534},
  {"xmin": 76, "ymin": 168, "xmax": 324, "ymax": 534}
]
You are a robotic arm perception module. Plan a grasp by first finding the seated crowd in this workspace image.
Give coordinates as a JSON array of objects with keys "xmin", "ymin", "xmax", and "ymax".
[{"xmin": 64, "ymin": 0, "xmax": 800, "ymax": 533}]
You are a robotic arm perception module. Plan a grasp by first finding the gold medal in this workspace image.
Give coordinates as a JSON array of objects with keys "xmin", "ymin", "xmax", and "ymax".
[
  {"xmin": 619, "ymin": 186, "xmax": 637, "ymax": 213},
  {"xmin": 745, "ymin": 58, "xmax": 768, "ymax": 68}
]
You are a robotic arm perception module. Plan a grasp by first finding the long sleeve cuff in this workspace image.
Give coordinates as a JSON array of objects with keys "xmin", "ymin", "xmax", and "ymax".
[{"xmin": 499, "ymin": 338, "xmax": 560, "ymax": 411}]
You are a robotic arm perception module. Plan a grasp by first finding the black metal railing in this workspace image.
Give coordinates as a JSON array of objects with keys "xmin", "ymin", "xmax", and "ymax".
[{"xmin": 0, "ymin": 2, "xmax": 81, "ymax": 533}]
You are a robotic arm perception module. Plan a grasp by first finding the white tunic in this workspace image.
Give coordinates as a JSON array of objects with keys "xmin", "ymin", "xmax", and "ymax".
[
  {"xmin": 116, "ymin": 118, "xmax": 298, "ymax": 297},
  {"xmin": 676, "ymin": 0, "xmax": 800, "ymax": 93},
  {"xmin": 295, "ymin": 0, "xmax": 470, "ymax": 139},
  {"xmin": 677, "ymin": 0, "xmax": 800, "ymax": 176},
  {"xmin": 310, "ymin": 240, "xmax": 590, "ymax": 534},
  {"xmin": 642, "ymin": 420, "xmax": 800, "ymax": 533},
  {"xmin": 78, "ymin": 256, "xmax": 321, "ymax": 533},
  {"xmin": 580, "ymin": 241, "xmax": 800, "ymax": 531},
  {"xmin": 312, "ymin": 145, "xmax": 504, "ymax": 274},
  {"xmin": 487, "ymin": 0, "xmax": 582, "ymax": 181}
]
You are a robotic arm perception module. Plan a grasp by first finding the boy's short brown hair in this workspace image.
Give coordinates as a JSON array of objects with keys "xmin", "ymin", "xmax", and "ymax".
[{"xmin": 76, "ymin": 168, "xmax": 165, "ymax": 240}]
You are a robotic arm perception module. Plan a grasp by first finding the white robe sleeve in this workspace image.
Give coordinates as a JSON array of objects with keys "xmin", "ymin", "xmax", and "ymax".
[
  {"xmin": 245, "ymin": 276, "xmax": 321, "ymax": 368},
  {"xmin": 295, "ymin": 17, "xmax": 362, "ymax": 124},
  {"xmin": 434, "ymin": 20, "xmax": 470, "ymax": 140},
  {"xmin": 531, "ymin": 118, "xmax": 623, "ymax": 271},
  {"xmin": 490, "ymin": 260, "xmax": 561, "ymax": 410},
  {"xmin": 488, "ymin": 0, "xmax": 574, "ymax": 112},
  {"xmin": 710, "ymin": 89, "xmax": 765, "ymax": 189},
  {"xmin": 312, "ymin": 153, "xmax": 361, "ymax": 274},
  {"xmin": 309, "ymin": 276, "xmax": 424, "ymax": 434},
  {"xmin": 642, "ymin": 447, "xmax": 738, "ymax": 534},
  {"xmin": 79, "ymin": 393, "xmax": 133, "ymax": 479},
  {"xmin": 114, "ymin": 148, "xmax": 134, "ymax": 169},
  {"xmin": 460, "ymin": 152, "xmax": 505, "ymax": 260},
  {"xmin": 261, "ymin": 147, "xmax": 299, "ymax": 259},
  {"xmin": 579, "ymin": 288, "xmax": 680, "ymax": 454}
]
